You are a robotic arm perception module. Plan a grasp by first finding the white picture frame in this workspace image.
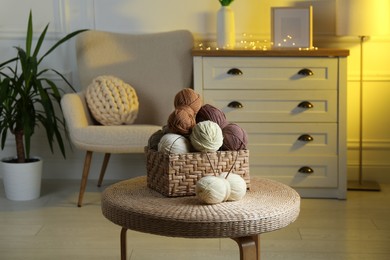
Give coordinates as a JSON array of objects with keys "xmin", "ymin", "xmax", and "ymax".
[{"xmin": 271, "ymin": 6, "xmax": 313, "ymax": 49}]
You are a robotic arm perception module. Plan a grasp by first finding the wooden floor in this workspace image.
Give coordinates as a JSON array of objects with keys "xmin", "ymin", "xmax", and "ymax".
[{"xmin": 0, "ymin": 179, "xmax": 389, "ymax": 260}]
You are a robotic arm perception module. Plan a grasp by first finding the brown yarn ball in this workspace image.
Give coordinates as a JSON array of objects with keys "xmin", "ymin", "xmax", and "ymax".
[
  {"xmin": 222, "ymin": 123, "xmax": 248, "ymax": 151},
  {"xmin": 174, "ymin": 88, "xmax": 202, "ymax": 114},
  {"xmin": 196, "ymin": 104, "xmax": 228, "ymax": 128},
  {"xmin": 167, "ymin": 106, "xmax": 196, "ymax": 135}
]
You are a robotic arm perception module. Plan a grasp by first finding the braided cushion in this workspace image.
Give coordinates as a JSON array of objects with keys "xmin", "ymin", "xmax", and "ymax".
[{"xmin": 86, "ymin": 75, "xmax": 139, "ymax": 125}]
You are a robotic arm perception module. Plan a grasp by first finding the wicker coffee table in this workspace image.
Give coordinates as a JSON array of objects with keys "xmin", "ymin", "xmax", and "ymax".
[{"xmin": 101, "ymin": 176, "xmax": 300, "ymax": 260}]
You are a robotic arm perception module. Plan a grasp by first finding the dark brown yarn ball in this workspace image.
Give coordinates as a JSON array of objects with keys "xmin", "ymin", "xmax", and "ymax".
[
  {"xmin": 222, "ymin": 123, "xmax": 248, "ymax": 151},
  {"xmin": 147, "ymin": 126, "xmax": 170, "ymax": 150},
  {"xmin": 196, "ymin": 104, "xmax": 228, "ymax": 128},
  {"xmin": 174, "ymin": 88, "xmax": 202, "ymax": 114},
  {"xmin": 167, "ymin": 106, "xmax": 196, "ymax": 135},
  {"xmin": 147, "ymin": 129, "xmax": 165, "ymax": 151}
]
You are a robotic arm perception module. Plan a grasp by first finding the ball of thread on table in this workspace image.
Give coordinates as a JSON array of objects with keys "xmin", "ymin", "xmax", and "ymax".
[
  {"xmin": 167, "ymin": 106, "xmax": 196, "ymax": 135},
  {"xmin": 158, "ymin": 133, "xmax": 192, "ymax": 154},
  {"xmin": 222, "ymin": 123, "xmax": 248, "ymax": 151},
  {"xmin": 196, "ymin": 176, "xmax": 231, "ymax": 204},
  {"xmin": 190, "ymin": 120, "xmax": 223, "ymax": 152},
  {"xmin": 219, "ymin": 172, "xmax": 247, "ymax": 201},
  {"xmin": 174, "ymin": 88, "xmax": 202, "ymax": 114},
  {"xmin": 196, "ymin": 104, "xmax": 228, "ymax": 129}
]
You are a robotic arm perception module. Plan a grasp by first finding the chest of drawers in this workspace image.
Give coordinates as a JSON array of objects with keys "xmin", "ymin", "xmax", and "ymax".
[{"xmin": 193, "ymin": 49, "xmax": 349, "ymax": 199}]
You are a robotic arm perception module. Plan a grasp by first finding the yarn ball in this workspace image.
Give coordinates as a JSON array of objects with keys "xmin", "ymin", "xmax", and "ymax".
[
  {"xmin": 190, "ymin": 121, "xmax": 223, "ymax": 152},
  {"xmin": 167, "ymin": 106, "xmax": 196, "ymax": 135},
  {"xmin": 222, "ymin": 123, "xmax": 248, "ymax": 150},
  {"xmin": 158, "ymin": 133, "xmax": 192, "ymax": 154},
  {"xmin": 219, "ymin": 172, "xmax": 247, "ymax": 201},
  {"xmin": 196, "ymin": 176, "xmax": 231, "ymax": 204},
  {"xmin": 196, "ymin": 104, "xmax": 228, "ymax": 128},
  {"xmin": 148, "ymin": 126, "xmax": 171, "ymax": 150},
  {"xmin": 174, "ymin": 88, "xmax": 202, "ymax": 114},
  {"xmin": 85, "ymin": 75, "xmax": 138, "ymax": 125}
]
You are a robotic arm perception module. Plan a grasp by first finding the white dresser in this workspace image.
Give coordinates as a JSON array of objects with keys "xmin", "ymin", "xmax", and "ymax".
[{"xmin": 193, "ymin": 49, "xmax": 349, "ymax": 199}]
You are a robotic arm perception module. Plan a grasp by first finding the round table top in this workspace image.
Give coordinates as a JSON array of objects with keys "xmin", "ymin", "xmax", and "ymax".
[{"xmin": 101, "ymin": 176, "xmax": 300, "ymax": 238}]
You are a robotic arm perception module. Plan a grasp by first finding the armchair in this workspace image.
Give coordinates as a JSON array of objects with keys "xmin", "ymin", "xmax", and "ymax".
[{"xmin": 61, "ymin": 30, "xmax": 194, "ymax": 206}]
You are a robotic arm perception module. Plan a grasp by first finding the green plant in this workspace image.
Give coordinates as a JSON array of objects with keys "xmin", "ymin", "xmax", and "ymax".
[
  {"xmin": 0, "ymin": 11, "xmax": 87, "ymax": 163},
  {"xmin": 219, "ymin": 0, "xmax": 234, "ymax": 6}
]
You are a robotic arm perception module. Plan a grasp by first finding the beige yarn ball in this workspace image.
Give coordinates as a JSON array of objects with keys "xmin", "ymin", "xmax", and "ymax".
[
  {"xmin": 219, "ymin": 172, "xmax": 247, "ymax": 201},
  {"xmin": 86, "ymin": 75, "xmax": 139, "ymax": 125},
  {"xmin": 158, "ymin": 133, "xmax": 192, "ymax": 154},
  {"xmin": 196, "ymin": 176, "xmax": 231, "ymax": 204}
]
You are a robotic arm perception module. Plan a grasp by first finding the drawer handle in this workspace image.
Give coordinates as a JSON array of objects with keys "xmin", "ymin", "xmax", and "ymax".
[
  {"xmin": 298, "ymin": 68, "xmax": 314, "ymax": 76},
  {"xmin": 227, "ymin": 101, "xmax": 243, "ymax": 108},
  {"xmin": 298, "ymin": 134, "xmax": 314, "ymax": 142},
  {"xmin": 298, "ymin": 166, "xmax": 314, "ymax": 174},
  {"xmin": 298, "ymin": 101, "xmax": 314, "ymax": 109},
  {"xmin": 227, "ymin": 68, "xmax": 243, "ymax": 75}
]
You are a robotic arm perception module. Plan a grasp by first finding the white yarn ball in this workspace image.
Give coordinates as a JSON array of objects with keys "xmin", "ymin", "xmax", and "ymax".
[
  {"xmin": 190, "ymin": 121, "xmax": 223, "ymax": 152},
  {"xmin": 219, "ymin": 172, "xmax": 247, "ymax": 201},
  {"xmin": 196, "ymin": 176, "xmax": 231, "ymax": 204},
  {"xmin": 158, "ymin": 134, "xmax": 192, "ymax": 154}
]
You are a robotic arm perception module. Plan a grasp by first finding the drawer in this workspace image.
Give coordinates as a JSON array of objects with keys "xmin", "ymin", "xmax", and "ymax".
[
  {"xmin": 204, "ymin": 90, "xmax": 337, "ymax": 123},
  {"xmin": 202, "ymin": 57, "xmax": 338, "ymax": 90},
  {"xmin": 249, "ymin": 156, "xmax": 338, "ymax": 188},
  {"xmin": 240, "ymin": 123, "xmax": 338, "ymax": 155}
]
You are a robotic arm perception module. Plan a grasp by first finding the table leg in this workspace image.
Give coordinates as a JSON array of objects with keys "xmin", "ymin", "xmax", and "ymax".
[
  {"xmin": 120, "ymin": 228, "xmax": 127, "ymax": 260},
  {"xmin": 232, "ymin": 234, "xmax": 260, "ymax": 260}
]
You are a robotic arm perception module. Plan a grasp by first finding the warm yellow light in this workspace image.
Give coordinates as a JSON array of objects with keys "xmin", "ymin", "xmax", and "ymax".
[{"xmin": 336, "ymin": 0, "xmax": 390, "ymax": 36}]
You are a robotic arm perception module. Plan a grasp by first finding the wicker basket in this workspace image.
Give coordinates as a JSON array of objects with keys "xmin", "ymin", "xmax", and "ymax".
[{"xmin": 145, "ymin": 147, "xmax": 250, "ymax": 197}]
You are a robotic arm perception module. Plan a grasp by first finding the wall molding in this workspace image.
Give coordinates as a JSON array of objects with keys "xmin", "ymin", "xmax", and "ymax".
[
  {"xmin": 84, "ymin": 0, "xmax": 96, "ymax": 30},
  {"xmin": 347, "ymin": 74, "xmax": 390, "ymax": 82},
  {"xmin": 348, "ymin": 139, "xmax": 390, "ymax": 150},
  {"xmin": 0, "ymin": 0, "xmax": 67, "ymax": 39},
  {"xmin": 347, "ymin": 139, "xmax": 390, "ymax": 183}
]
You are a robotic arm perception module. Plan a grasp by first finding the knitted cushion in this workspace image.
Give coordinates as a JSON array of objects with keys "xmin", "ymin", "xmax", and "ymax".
[{"xmin": 85, "ymin": 75, "xmax": 139, "ymax": 125}]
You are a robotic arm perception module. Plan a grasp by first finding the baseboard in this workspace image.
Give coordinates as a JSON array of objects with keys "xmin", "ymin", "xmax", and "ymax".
[{"xmin": 347, "ymin": 165, "xmax": 390, "ymax": 184}]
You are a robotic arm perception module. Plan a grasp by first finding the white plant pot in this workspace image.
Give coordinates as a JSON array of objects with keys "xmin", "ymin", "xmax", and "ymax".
[
  {"xmin": 1, "ymin": 157, "xmax": 43, "ymax": 201},
  {"xmin": 217, "ymin": 6, "xmax": 236, "ymax": 49}
]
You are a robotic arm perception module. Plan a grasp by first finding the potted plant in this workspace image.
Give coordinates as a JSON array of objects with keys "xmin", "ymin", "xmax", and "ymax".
[
  {"xmin": 217, "ymin": 0, "xmax": 236, "ymax": 49},
  {"xmin": 0, "ymin": 11, "xmax": 87, "ymax": 200},
  {"xmin": 219, "ymin": 0, "xmax": 234, "ymax": 6}
]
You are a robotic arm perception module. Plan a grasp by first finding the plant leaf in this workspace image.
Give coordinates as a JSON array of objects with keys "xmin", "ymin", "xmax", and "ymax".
[
  {"xmin": 0, "ymin": 10, "xmax": 87, "ymax": 160},
  {"xmin": 26, "ymin": 10, "xmax": 33, "ymax": 57},
  {"xmin": 38, "ymin": 29, "xmax": 89, "ymax": 65},
  {"xmin": 219, "ymin": 0, "xmax": 234, "ymax": 6},
  {"xmin": 0, "ymin": 57, "xmax": 18, "ymax": 69},
  {"xmin": 33, "ymin": 24, "xmax": 49, "ymax": 59},
  {"xmin": 50, "ymin": 69, "xmax": 77, "ymax": 92}
]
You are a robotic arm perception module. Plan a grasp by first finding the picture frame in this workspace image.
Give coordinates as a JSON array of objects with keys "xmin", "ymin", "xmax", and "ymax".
[{"xmin": 271, "ymin": 6, "xmax": 313, "ymax": 49}]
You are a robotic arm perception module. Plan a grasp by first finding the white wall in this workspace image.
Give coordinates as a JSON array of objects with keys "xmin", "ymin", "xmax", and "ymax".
[{"xmin": 1, "ymin": 0, "xmax": 390, "ymax": 183}]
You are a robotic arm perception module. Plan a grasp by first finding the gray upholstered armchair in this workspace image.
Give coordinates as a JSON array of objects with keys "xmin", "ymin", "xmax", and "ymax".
[{"xmin": 61, "ymin": 30, "xmax": 194, "ymax": 206}]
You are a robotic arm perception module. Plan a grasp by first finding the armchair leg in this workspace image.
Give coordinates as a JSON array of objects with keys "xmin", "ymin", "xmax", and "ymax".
[
  {"xmin": 78, "ymin": 151, "xmax": 93, "ymax": 207},
  {"xmin": 97, "ymin": 153, "xmax": 111, "ymax": 187}
]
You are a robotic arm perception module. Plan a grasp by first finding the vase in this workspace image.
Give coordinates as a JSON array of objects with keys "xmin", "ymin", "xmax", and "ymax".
[
  {"xmin": 1, "ymin": 157, "xmax": 43, "ymax": 201},
  {"xmin": 217, "ymin": 6, "xmax": 236, "ymax": 49}
]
